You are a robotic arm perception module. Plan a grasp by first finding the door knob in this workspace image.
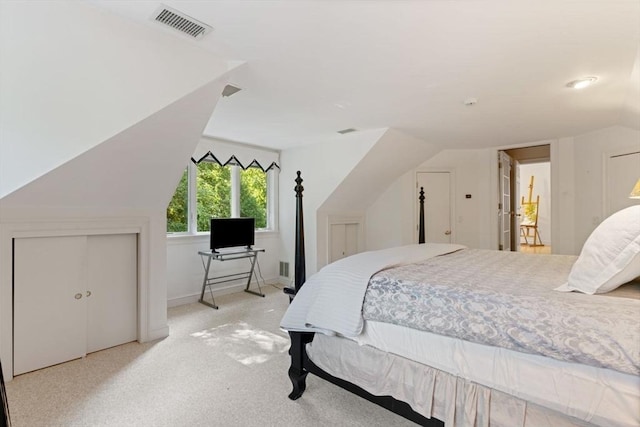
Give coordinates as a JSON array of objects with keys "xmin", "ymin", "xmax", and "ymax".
[
  {"xmin": 444, "ymin": 230, "xmax": 451, "ymax": 235},
  {"xmin": 74, "ymin": 293, "xmax": 82, "ymax": 300},
  {"xmin": 86, "ymin": 291, "xmax": 92, "ymax": 297}
]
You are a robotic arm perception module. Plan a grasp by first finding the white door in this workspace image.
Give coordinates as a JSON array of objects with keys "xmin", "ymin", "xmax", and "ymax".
[
  {"xmin": 606, "ymin": 151, "xmax": 640, "ymax": 215},
  {"xmin": 86, "ymin": 234, "xmax": 137, "ymax": 353},
  {"xmin": 417, "ymin": 172, "xmax": 451, "ymax": 243},
  {"xmin": 513, "ymin": 160, "xmax": 522, "ymax": 250},
  {"xmin": 329, "ymin": 223, "xmax": 359, "ymax": 263},
  {"xmin": 14, "ymin": 236, "xmax": 88, "ymax": 375},
  {"xmin": 13, "ymin": 233, "xmax": 138, "ymax": 375},
  {"xmin": 498, "ymin": 151, "xmax": 512, "ymax": 251}
]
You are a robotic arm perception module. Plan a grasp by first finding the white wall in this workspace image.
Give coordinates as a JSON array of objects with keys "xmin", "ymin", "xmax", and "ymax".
[
  {"xmin": 416, "ymin": 149, "xmax": 494, "ymax": 249},
  {"xmin": 572, "ymin": 126, "xmax": 640, "ymax": 252},
  {"xmin": 0, "ymin": 1, "xmax": 229, "ymax": 199},
  {"xmin": 166, "ymin": 232, "xmax": 281, "ymax": 306},
  {"xmin": 364, "ymin": 126, "xmax": 640, "ymax": 255},
  {"xmin": 0, "ymin": 1, "xmax": 231, "ymax": 379},
  {"xmin": 367, "ymin": 148, "xmax": 495, "ymax": 250},
  {"xmin": 366, "ymin": 172, "xmax": 415, "ymax": 250},
  {"xmin": 519, "ymin": 162, "xmax": 551, "ymax": 245},
  {"xmin": 279, "ymin": 129, "xmax": 384, "ymax": 277}
]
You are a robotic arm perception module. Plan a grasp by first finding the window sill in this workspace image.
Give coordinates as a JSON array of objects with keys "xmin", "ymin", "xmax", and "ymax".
[{"xmin": 167, "ymin": 229, "xmax": 279, "ymax": 244}]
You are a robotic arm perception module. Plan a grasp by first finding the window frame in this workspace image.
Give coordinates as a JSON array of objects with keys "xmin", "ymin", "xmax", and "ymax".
[{"xmin": 168, "ymin": 161, "xmax": 278, "ymax": 236}]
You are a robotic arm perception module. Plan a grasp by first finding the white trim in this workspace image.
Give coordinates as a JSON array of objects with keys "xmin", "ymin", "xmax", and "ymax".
[
  {"xmin": 231, "ymin": 165, "xmax": 241, "ymax": 218},
  {"xmin": 167, "ymin": 276, "xmax": 280, "ymax": 308},
  {"xmin": 188, "ymin": 163, "xmax": 197, "ymax": 234},
  {"xmin": 267, "ymin": 168, "xmax": 279, "ymax": 232},
  {"xmin": 326, "ymin": 215, "xmax": 365, "ymax": 265},
  {"xmin": 166, "ymin": 230, "xmax": 278, "ymax": 245}
]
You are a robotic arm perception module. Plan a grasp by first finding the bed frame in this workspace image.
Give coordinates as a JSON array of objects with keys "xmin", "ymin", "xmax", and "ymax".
[
  {"xmin": 284, "ymin": 171, "xmax": 442, "ymax": 426},
  {"xmin": 1, "ymin": 358, "xmax": 9, "ymax": 426}
]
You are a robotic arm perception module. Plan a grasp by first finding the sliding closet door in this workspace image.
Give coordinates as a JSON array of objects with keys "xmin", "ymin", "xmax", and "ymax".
[
  {"xmin": 13, "ymin": 236, "xmax": 88, "ymax": 375},
  {"xmin": 86, "ymin": 234, "xmax": 137, "ymax": 353}
]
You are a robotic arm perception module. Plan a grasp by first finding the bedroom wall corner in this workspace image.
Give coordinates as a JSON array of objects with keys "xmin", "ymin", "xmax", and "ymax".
[
  {"xmin": 278, "ymin": 129, "xmax": 385, "ymax": 276},
  {"xmin": 571, "ymin": 125, "xmax": 640, "ymax": 252},
  {"xmin": 551, "ymin": 138, "xmax": 576, "ymax": 255},
  {"xmin": 365, "ymin": 171, "xmax": 415, "ymax": 251}
]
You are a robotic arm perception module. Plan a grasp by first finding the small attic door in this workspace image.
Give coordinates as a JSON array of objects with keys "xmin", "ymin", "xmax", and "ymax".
[{"xmin": 328, "ymin": 215, "xmax": 363, "ymax": 264}]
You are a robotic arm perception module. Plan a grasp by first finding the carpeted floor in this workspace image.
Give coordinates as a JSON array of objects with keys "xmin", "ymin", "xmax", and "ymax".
[{"xmin": 5, "ymin": 285, "xmax": 415, "ymax": 426}]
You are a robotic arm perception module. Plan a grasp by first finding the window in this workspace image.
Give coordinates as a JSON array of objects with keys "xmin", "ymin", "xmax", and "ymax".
[
  {"xmin": 166, "ymin": 168, "xmax": 188, "ymax": 233},
  {"xmin": 240, "ymin": 167, "xmax": 267, "ymax": 229},
  {"xmin": 197, "ymin": 162, "xmax": 231, "ymax": 232},
  {"xmin": 167, "ymin": 161, "xmax": 275, "ymax": 234}
]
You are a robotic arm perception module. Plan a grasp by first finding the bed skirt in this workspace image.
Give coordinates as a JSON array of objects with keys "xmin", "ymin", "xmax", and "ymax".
[{"xmin": 307, "ymin": 334, "xmax": 596, "ymax": 427}]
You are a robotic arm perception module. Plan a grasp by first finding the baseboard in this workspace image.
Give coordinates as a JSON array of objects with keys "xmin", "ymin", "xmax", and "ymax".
[
  {"xmin": 168, "ymin": 277, "xmax": 280, "ymax": 308},
  {"xmin": 143, "ymin": 325, "xmax": 170, "ymax": 342}
]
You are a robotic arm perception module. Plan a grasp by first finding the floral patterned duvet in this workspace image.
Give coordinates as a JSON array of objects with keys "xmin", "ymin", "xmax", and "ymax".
[{"xmin": 363, "ymin": 249, "xmax": 640, "ymax": 375}]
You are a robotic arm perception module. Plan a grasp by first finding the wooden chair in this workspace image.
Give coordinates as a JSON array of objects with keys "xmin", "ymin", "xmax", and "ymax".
[{"xmin": 520, "ymin": 195, "xmax": 543, "ymax": 246}]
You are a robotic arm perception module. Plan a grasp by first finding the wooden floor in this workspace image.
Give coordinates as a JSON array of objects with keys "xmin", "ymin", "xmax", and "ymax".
[{"xmin": 519, "ymin": 244, "xmax": 551, "ymax": 254}]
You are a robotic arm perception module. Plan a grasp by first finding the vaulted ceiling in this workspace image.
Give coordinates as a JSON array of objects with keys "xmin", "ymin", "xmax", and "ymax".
[{"xmin": 91, "ymin": 1, "xmax": 640, "ymax": 150}]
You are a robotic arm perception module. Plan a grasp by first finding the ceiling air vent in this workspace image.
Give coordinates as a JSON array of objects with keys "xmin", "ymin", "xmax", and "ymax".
[
  {"xmin": 337, "ymin": 128, "xmax": 357, "ymax": 135},
  {"xmin": 222, "ymin": 84, "xmax": 242, "ymax": 97},
  {"xmin": 152, "ymin": 5, "xmax": 212, "ymax": 39}
]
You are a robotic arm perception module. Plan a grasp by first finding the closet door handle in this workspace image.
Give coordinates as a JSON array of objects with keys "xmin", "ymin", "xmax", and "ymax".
[
  {"xmin": 74, "ymin": 293, "xmax": 82, "ymax": 300},
  {"xmin": 86, "ymin": 291, "xmax": 92, "ymax": 298}
]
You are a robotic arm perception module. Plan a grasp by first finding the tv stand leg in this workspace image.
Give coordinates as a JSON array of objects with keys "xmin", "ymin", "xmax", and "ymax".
[
  {"xmin": 198, "ymin": 253, "xmax": 218, "ymax": 309},
  {"xmin": 244, "ymin": 253, "xmax": 265, "ymax": 297}
]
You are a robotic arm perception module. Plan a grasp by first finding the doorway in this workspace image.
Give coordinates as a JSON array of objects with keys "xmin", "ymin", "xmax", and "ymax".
[
  {"xmin": 499, "ymin": 145, "xmax": 551, "ymax": 253},
  {"xmin": 518, "ymin": 162, "xmax": 551, "ymax": 253}
]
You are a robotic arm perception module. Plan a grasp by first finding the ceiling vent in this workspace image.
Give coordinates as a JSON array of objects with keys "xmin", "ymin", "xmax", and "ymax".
[
  {"xmin": 222, "ymin": 84, "xmax": 242, "ymax": 97},
  {"xmin": 152, "ymin": 5, "xmax": 212, "ymax": 39},
  {"xmin": 337, "ymin": 128, "xmax": 357, "ymax": 135}
]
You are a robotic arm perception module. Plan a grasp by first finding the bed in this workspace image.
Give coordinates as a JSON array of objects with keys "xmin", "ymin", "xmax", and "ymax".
[{"xmin": 280, "ymin": 171, "xmax": 640, "ymax": 427}]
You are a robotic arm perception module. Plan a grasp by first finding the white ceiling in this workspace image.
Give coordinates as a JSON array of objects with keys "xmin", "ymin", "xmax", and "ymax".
[{"xmin": 90, "ymin": 1, "xmax": 640, "ymax": 150}]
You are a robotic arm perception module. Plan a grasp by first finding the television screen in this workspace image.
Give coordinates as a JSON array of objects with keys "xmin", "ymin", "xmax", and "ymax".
[{"xmin": 210, "ymin": 218, "xmax": 255, "ymax": 251}]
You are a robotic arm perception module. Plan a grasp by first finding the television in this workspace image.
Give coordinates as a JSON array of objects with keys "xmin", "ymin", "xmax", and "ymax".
[{"xmin": 210, "ymin": 217, "xmax": 255, "ymax": 252}]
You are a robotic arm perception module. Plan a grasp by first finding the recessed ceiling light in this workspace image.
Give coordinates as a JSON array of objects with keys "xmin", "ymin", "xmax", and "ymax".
[{"xmin": 566, "ymin": 77, "xmax": 598, "ymax": 89}]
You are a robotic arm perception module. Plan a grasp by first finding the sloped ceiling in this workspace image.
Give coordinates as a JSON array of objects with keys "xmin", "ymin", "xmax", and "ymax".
[
  {"xmin": 0, "ymin": 79, "xmax": 225, "ymax": 210},
  {"xmin": 91, "ymin": 1, "xmax": 640, "ymax": 150},
  {"xmin": 319, "ymin": 129, "xmax": 441, "ymax": 212},
  {"xmin": 0, "ymin": 1, "xmax": 231, "ymax": 200}
]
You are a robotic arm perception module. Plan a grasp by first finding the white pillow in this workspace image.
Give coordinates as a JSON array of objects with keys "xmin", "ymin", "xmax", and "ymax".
[{"xmin": 556, "ymin": 205, "xmax": 640, "ymax": 294}]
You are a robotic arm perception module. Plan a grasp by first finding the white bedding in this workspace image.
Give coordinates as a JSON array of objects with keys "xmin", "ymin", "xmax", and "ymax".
[
  {"xmin": 280, "ymin": 244, "xmax": 640, "ymax": 426},
  {"xmin": 280, "ymin": 243, "xmax": 465, "ymax": 336},
  {"xmin": 351, "ymin": 320, "xmax": 640, "ymax": 427}
]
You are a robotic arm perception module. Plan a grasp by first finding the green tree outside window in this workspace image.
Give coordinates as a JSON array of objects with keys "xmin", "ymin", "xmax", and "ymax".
[
  {"xmin": 166, "ymin": 168, "xmax": 188, "ymax": 232},
  {"xmin": 166, "ymin": 162, "xmax": 270, "ymax": 233},
  {"xmin": 197, "ymin": 162, "xmax": 231, "ymax": 231},
  {"xmin": 240, "ymin": 167, "xmax": 267, "ymax": 228}
]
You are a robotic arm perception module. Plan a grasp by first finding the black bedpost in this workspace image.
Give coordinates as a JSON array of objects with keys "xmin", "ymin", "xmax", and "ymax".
[
  {"xmin": 294, "ymin": 171, "xmax": 306, "ymax": 292},
  {"xmin": 419, "ymin": 186, "xmax": 425, "ymax": 244},
  {"xmin": 287, "ymin": 171, "xmax": 311, "ymax": 400},
  {"xmin": 1, "ymin": 358, "xmax": 10, "ymax": 427}
]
